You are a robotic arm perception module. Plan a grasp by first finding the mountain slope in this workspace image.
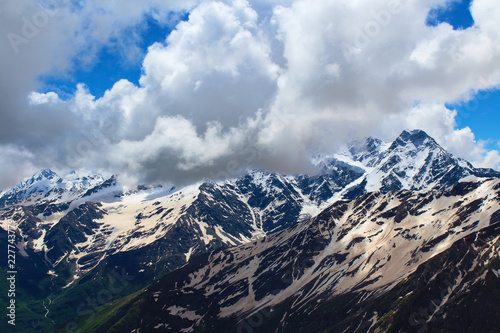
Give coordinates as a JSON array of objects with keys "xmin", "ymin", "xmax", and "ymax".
[{"xmin": 86, "ymin": 177, "xmax": 500, "ymax": 332}]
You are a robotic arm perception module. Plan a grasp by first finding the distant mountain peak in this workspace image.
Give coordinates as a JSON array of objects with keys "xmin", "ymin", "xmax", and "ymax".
[
  {"xmin": 29, "ymin": 168, "xmax": 60, "ymax": 184},
  {"xmin": 349, "ymin": 136, "xmax": 384, "ymax": 153},
  {"xmin": 0, "ymin": 169, "xmax": 113, "ymax": 208},
  {"xmin": 18, "ymin": 168, "xmax": 62, "ymax": 190},
  {"xmin": 35, "ymin": 168, "xmax": 58, "ymax": 179},
  {"xmin": 392, "ymin": 129, "xmax": 437, "ymax": 149},
  {"xmin": 346, "ymin": 136, "xmax": 387, "ymax": 166},
  {"xmin": 401, "ymin": 128, "xmax": 428, "ymax": 136},
  {"xmin": 365, "ymin": 136, "xmax": 384, "ymax": 151}
]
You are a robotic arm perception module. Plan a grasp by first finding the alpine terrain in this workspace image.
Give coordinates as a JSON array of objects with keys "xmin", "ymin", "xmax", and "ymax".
[{"xmin": 1, "ymin": 129, "xmax": 499, "ymax": 332}]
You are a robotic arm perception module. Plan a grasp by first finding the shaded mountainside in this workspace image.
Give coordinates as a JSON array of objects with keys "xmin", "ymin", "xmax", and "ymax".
[{"xmin": 86, "ymin": 178, "xmax": 500, "ymax": 333}]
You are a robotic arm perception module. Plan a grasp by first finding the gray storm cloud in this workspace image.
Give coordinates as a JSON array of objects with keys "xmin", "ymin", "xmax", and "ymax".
[{"xmin": 1, "ymin": 0, "xmax": 500, "ymax": 188}]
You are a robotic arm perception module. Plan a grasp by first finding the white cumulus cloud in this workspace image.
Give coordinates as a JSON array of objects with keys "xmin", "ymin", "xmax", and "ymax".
[{"xmin": 1, "ymin": 0, "xmax": 500, "ymax": 187}]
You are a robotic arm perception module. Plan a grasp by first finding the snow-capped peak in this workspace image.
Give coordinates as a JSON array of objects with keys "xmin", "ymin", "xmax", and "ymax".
[
  {"xmin": 313, "ymin": 129, "xmax": 499, "ymax": 196},
  {"xmin": 1, "ymin": 169, "xmax": 63, "ymax": 202},
  {"xmin": 33, "ymin": 168, "xmax": 59, "ymax": 180},
  {"xmin": 389, "ymin": 129, "xmax": 439, "ymax": 150},
  {"xmin": 0, "ymin": 169, "xmax": 110, "ymax": 208}
]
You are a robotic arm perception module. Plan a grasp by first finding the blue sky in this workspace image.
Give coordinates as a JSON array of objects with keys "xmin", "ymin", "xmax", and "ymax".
[
  {"xmin": 426, "ymin": 0, "xmax": 474, "ymax": 29},
  {"xmin": 426, "ymin": 0, "xmax": 500, "ymax": 150},
  {"xmin": 451, "ymin": 89, "xmax": 500, "ymax": 150},
  {"xmin": 38, "ymin": 12, "xmax": 189, "ymax": 99}
]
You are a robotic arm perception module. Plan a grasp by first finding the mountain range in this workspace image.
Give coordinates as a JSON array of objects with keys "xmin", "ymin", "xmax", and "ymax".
[
  {"xmin": 92, "ymin": 177, "xmax": 500, "ymax": 332},
  {"xmin": 1, "ymin": 129, "xmax": 499, "ymax": 332}
]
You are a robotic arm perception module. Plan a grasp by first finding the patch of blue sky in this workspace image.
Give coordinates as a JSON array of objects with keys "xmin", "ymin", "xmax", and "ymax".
[
  {"xmin": 427, "ymin": 0, "xmax": 499, "ymax": 148},
  {"xmin": 38, "ymin": 11, "xmax": 189, "ymax": 99},
  {"xmin": 426, "ymin": 0, "xmax": 474, "ymax": 29},
  {"xmin": 448, "ymin": 90, "xmax": 500, "ymax": 150}
]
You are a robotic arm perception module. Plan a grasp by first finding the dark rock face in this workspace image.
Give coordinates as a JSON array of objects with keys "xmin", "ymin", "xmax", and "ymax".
[{"xmin": 44, "ymin": 202, "xmax": 106, "ymax": 264}]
